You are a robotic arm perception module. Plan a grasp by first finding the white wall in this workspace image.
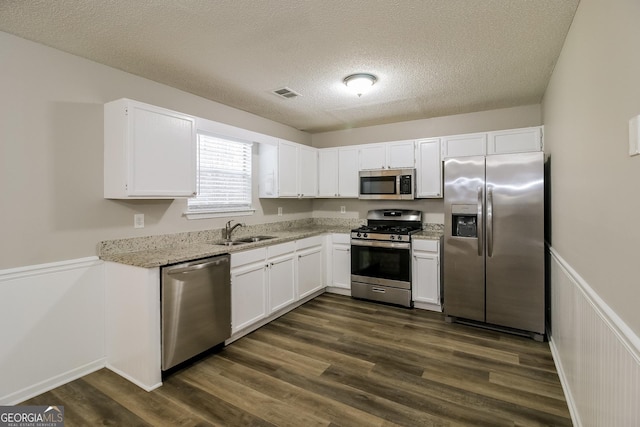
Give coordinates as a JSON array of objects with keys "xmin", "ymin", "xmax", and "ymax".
[
  {"xmin": 543, "ymin": 0, "xmax": 640, "ymax": 424},
  {"xmin": 542, "ymin": 0, "xmax": 640, "ymax": 339},
  {"xmin": 0, "ymin": 32, "xmax": 312, "ymax": 270},
  {"xmin": 311, "ymin": 104, "xmax": 541, "ymax": 148}
]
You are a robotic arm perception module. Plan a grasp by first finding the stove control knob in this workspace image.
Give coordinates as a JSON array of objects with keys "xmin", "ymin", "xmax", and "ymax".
[
  {"xmin": 396, "ymin": 235, "xmax": 402, "ymax": 241},
  {"xmin": 363, "ymin": 233, "xmax": 368, "ymax": 238},
  {"xmin": 390, "ymin": 235, "xmax": 395, "ymax": 240},
  {"xmin": 356, "ymin": 232, "xmax": 361, "ymax": 238}
]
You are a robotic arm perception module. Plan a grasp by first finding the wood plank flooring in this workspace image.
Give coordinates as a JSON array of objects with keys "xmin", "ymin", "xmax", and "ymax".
[{"xmin": 22, "ymin": 293, "xmax": 572, "ymax": 426}]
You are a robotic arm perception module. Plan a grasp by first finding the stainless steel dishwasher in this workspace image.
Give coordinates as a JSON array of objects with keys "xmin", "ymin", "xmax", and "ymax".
[{"xmin": 161, "ymin": 254, "xmax": 231, "ymax": 371}]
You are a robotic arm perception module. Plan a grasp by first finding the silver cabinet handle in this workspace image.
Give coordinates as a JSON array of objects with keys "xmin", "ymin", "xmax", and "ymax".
[
  {"xmin": 487, "ymin": 186, "xmax": 494, "ymax": 258},
  {"xmin": 372, "ymin": 287, "xmax": 386, "ymax": 293},
  {"xmin": 477, "ymin": 185, "xmax": 483, "ymax": 257}
]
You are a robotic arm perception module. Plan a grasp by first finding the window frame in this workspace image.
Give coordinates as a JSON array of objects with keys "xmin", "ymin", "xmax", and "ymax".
[{"xmin": 185, "ymin": 131, "xmax": 255, "ymax": 220}]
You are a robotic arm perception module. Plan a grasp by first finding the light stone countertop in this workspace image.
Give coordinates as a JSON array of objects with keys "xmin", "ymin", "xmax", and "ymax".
[
  {"xmin": 98, "ymin": 218, "xmax": 444, "ymax": 269},
  {"xmin": 99, "ymin": 226, "xmax": 349, "ymax": 268}
]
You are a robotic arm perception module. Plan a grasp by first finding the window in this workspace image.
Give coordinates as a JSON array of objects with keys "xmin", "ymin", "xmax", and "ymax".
[{"xmin": 187, "ymin": 133, "xmax": 253, "ymax": 217}]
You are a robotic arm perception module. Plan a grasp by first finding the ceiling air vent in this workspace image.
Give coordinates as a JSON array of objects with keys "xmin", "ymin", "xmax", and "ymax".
[{"xmin": 272, "ymin": 87, "xmax": 301, "ymax": 99}]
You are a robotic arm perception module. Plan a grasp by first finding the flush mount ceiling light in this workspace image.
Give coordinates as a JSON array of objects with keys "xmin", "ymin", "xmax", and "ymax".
[{"xmin": 343, "ymin": 73, "xmax": 377, "ymax": 97}]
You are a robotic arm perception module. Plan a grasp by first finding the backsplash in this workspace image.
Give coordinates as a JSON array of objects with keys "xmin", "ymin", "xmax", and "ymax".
[{"xmin": 423, "ymin": 223, "xmax": 444, "ymax": 232}]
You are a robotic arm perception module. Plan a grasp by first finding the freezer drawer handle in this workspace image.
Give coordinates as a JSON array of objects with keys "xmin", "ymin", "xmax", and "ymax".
[
  {"xmin": 477, "ymin": 185, "xmax": 483, "ymax": 256},
  {"xmin": 487, "ymin": 186, "xmax": 494, "ymax": 257},
  {"xmin": 372, "ymin": 287, "xmax": 386, "ymax": 293}
]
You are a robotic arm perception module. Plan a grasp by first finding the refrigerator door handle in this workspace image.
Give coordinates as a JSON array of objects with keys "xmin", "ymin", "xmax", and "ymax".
[
  {"xmin": 477, "ymin": 185, "xmax": 483, "ymax": 256},
  {"xmin": 487, "ymin": 186, "xmax": 494, "ymax": 257}
]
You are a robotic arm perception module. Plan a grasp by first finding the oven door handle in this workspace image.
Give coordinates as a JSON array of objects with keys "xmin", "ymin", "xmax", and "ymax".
[{"xmin": 350, "ymin": 239, "xmax": 411, "ymax": 250}]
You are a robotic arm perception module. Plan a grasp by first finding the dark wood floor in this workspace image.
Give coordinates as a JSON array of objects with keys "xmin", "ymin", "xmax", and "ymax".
[{"xmin": 23, "ymin": 293, "xmax": 572, "ymax": 426}]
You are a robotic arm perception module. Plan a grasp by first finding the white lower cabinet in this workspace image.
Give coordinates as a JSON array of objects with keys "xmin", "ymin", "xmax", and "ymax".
[
  {"xmin": 328, "ymin": 233, "xmax": 351, "ymax": 292},
  {"xmin": 296, "ymin": 236, "xmax": 325, "ymax": 299},
  {"xmin": 267, "ymin": 243, "xmax": 296, "ymax": 313},
  {"xmin": 231, "ymin": 248, "xmax": 268, "ymax": 334},
  {"xmin": 230, "ymin": 237, "xmax": 326, "ymax": 339},
  {"xmin": 412, "ymin": 238, "xmax": 442, "ymax": 311}
]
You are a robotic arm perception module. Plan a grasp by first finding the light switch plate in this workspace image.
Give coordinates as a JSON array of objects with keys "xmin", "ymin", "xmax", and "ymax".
[
  {"xmin": 340, "ymin": 206, "xmax": 346, "ymax": 214},
  {"xmin": 629, "ymin": 115, "xmax": 640, "ymax": 156},
  {"xmin": 277, "ymin": 207, "xmax": 283, "ymax": 216}
]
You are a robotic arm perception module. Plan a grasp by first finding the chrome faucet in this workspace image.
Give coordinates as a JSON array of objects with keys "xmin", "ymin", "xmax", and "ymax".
[{"xmin": 225, "ymin": 220, "xmax": 245, "ymax": 241}]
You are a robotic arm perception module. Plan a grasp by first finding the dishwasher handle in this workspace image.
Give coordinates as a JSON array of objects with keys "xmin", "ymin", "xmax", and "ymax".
[{"xmin": 165, "ymin": 257, "xmax": 229, "ymax": 275}]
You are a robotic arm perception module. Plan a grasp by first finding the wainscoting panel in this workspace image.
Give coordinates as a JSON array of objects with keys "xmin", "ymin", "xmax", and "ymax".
[
  {"xmin": 0, "ymin": 257, "xmax": 106, "ymax": 405},
  {"xmin": 549, "ymin": 248, "xmax": 640, "ymax": 427}
]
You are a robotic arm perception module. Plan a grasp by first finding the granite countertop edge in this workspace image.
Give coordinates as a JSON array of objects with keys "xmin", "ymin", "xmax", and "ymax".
[{"xmin": 99, "ymin": 225, "xmax": 444, "ymax": 269}]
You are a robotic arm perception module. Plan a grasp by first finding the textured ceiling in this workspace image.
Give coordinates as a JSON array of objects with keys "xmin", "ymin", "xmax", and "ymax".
[{"xmin": 0, "ymin": 0, "xmax": 579, "ymax": 133}]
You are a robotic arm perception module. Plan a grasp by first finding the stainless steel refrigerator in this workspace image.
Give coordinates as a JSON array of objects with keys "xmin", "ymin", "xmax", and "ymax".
[{"xmin": 443, "ymin": 152, "xmax": 545, "ymax": 340}]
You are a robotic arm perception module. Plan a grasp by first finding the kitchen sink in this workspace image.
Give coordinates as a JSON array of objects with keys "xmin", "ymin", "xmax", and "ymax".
[
  {"xmin": 211, "ymin": 235, "xmax": 276, "ymax": 247},
  {"xmin": 234, "ymin": 235, "xmax": 276, "ymax": 243},
  {"xmin": 217, "ymin": 241, "xmax": 247, "ymax": 246}
]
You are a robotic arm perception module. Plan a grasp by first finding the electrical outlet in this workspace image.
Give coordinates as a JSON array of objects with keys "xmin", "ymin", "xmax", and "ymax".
[
  {"xmin": 277, "ymin": 207, "xmax": 283, "ymax": 216},
  {"xmin": 134, "ymin": 213, "xmax": 144, "ymax": 228},
  {"xmin": 340, "ymin": 206, "xmax": 346, "ymax": 214}
]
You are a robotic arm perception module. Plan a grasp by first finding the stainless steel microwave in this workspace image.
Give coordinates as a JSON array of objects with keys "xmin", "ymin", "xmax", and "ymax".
[{"xmin": 358, "ymin": 169, "xmax": 415, "ymax": 200}]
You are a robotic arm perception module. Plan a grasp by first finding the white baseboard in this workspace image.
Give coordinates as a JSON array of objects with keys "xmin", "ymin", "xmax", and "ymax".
[
  {"xmin": 549, "ymin": 247, "xmax": 640, "ymax": 426},
  {"xmin": 413, "ymin": 301, "xmax": 443, "ymax": 312},
  {"xmin": 105, "ymin": 364, "xmax": 162, "ymax": 393},
  {"xmin": 0, "ymin": 358, "xmax": 105, "ymax": 406},
  {"xmin": 325, "ymin": 286, "xmax": 351, "ymax": 296}
]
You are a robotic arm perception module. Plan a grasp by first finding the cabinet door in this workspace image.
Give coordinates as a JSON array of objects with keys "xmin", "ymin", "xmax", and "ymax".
[
  {"xmin": 416, "ymin": 138, "xmax": 442, "ymax": 198},
  {"xmin": 331, "ymin": 244, "xmax": 351, "ymax": 289},
  {"xmin": 442, "ymin": 133, "xmax": 487, "ymax": 158},
  {"xmin": 268, "ymin": 254, "xmax": 296, "ymax": 313},
  {"xmin": 231, "ymin": 262, "xmax": 267, "ymax": 334},
  {"xmin": 487, "ymin": 127, "xmax": 543, "ymax": 155},
  {"xmin": 387, "ymin": 140, "xmax": 415, "ymax": 168},
  {"xmin": 298, "ymin": 145, "xmax": 318, "ymax": 197},
  {"xmin": 278, "ymin": 141, "xmax": 298, "ymax": 197},
  {"xmin": 297, "ymin": 247, "xmax": 324, "ymax": 299},
  {"xmin": 359, "ymin": 144, "xmax": 387, "ymax": 170},
  {"xmin": 318, "ymin": 149, "xmax": 339, "ymax": 197},
  {"xmin": 338, "ymin": 147, "xmax": 359, "ymax": 197},
  {"xmin": 412, "ymin": 252, "xmax": 440, "ymax": 305},
  {"xmin": 104, "ymin": 99, "xmax": 196, "ymax": 198}
]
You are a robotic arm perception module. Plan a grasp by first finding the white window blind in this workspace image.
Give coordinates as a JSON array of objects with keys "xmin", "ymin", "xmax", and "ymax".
[{"xmin": 188, "ymin": 133, "xmax": 253, "ymax": 213}]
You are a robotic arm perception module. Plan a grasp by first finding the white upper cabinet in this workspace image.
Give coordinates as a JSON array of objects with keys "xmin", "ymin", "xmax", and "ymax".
[
  {"xmin": 298, "ymin": 145, "xmax": 318, "ymax": 197},
  {"xmin": 487, "ymin": 126, "xmax": 543, "ymax": 155},
  {"xmin": 259, "ymin": 140, "xmax": 318, "ymax": 198},
  {"xmin": 359, "ymin": 140, "xmax": 415, "ymax": 170},
  {"xmin": 104, "ymin": 98, "xmax": 196, "ymax": 199},
  {"xmin": 277, "ymin": 140, "xmax": 299, "ymax": 197},
  {"xmin": 318, "ymin": 147, "xmax": 359, "ymax": 198},
  {"xmin": 338, "ymin": 147, "xmax": 359, "ymax": 197},
  {"xmin": 318, "ymin": 149, "xmax": 339, "ymax": 197},
  {"xmin": 415, "ymin": 138, "xmax": 442, "ymax": 198},
  {"xmin": 359, "ymin": 144, "xmax": 387, "ymax": 170},
  {"xmin": 441, "ymin": 132, "xmax": 487, "ymax": 158},
  {"xmin": 387, "ymin": 140, "xmax": 416, "ymax": 168}
]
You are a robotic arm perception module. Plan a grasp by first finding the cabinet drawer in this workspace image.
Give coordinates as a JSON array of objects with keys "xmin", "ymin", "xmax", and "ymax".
[
  {"xmin": 267, "ymin": 241, "xmax": 296, "ymax": 258},
  {"xmin": 412, "ymin": 239, "xmax": 439, "ymax": 252},
  {"xmin": 332, "ymin": 233, "xmax": 351, "ymax": 244},
  {"xmin": 296, "ymin": 235, "xmax": 324, "ymax": 251},
  {"xmin": 231, "ymin": 247, "xmax": 267, "ymax": 268}
]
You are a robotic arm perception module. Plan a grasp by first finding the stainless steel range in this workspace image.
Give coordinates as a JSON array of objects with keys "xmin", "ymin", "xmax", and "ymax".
[{"xmin": 351, "ymin": 209, "xmax": 422, "ymax": 307}]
